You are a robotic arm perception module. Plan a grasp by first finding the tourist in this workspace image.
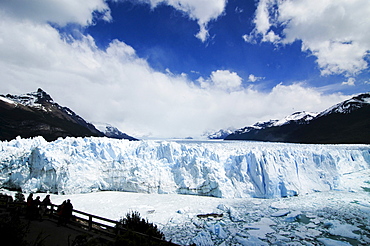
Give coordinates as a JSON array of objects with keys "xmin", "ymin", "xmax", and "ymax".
[
  {"xmin": 40, "ymin": 194, "xmax": 51, "ymax": 218},
  {"xmin": 26, "ymin": 193, "xmax": 33, "ymax": 219}
]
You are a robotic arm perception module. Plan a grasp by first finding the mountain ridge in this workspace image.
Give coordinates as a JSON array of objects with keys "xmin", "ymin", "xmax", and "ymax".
[
  {"xmin": 0, "ymin": 88, "xmax": 137, "ymax": 141},
  {"xmin": 225, "ymin": 92, "xmax": 370, "ymax": 144},
  {"xmin": 95, "ymin": 123, "xmax": 138, "ymax": 141}
]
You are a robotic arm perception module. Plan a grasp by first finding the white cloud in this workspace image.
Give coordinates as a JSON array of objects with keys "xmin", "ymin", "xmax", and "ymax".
[
  {"xmin": 0, "ymin": 0, "xmax": 111, "ymax": 26},
  {"xmin": 198, "ymin": 70, "xmax": 243, "ymax": 92},
  {"xmin": 0, "ymin": 2, "xmax": 350, "ymax": 138},
  {"xmin": 246, "ymin": 0, "xmax": 370, "ymax": 76},
  {"xmin": 248, "ymin": 74, "xmax": 264, "ymax": 83},
  {"xmin": 253, "ymin": 0, "xmax": 274, "ymax": 36},
  {"xmin": 143, "ymin": 0, "xmax": 227, "ymax": 42},
  {"xmin": 342, "ymin": 77, "xmax": 356, "ymax": 86},
  {"xmin": 209, "ymin": 70, "xmax": 243, "ymax": 91}
]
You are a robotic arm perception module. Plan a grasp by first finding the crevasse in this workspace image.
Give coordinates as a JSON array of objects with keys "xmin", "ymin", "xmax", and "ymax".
[{"xmin": 0, "ymin": 137, "xmax": 369, "ymax": 198}]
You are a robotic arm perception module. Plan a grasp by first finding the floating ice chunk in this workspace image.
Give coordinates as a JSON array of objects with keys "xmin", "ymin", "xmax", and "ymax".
[
  {"xmin": 247, "ymin": 227, "xmax": 275, "ymax": 240},
  {"xmin": 285, "ymin": 211, "xmax": 302, "ymax": 222},
  {"xmin": 270, "ymin": 202, "xmax": 289, "ymax": 209},
  {"xmin": 317, "ymin": 238, "xmax": 352, "ymax": 246},
  {"xmin": 252, "ymin": 200, "xmax": 262, "ymax": 205},
  {"xmin": 274, "ymin": 234, "xmax": 290, "ymax": 242},
  {"xmin": 271, "ymin": 210, "xmax": 290, "ymax": 217},
  {"xmin": 228, "ymin": 207, "xmax": 244, "ymax": 222},
  {"xmin": 306, "ymin": 228, "xmax": 322, "ymax": 237},
  {"xmin": 207, "ymin": 222, "xmax": 228, "ymax": 239},
  {"xmin": 245, "ymin": 218, "xmax": 276, "ymax": 239},
  {"xmin": 285, "ymin": 242, "xmax": 304, "ymax": 246},
  {"xmin": 324, "ymin": 220, "xmax": 361, "ymax": 239},
  {"xmin": 192, "ymin": 218, "xmax": 203, "ymax": 228},
  {"xmin": 246, "ymin": 218, "xmax": 276, "ymax": 228},
  {"xmin": 294, "ymin": 226, "xmax": 322, "ymax": 239},
  {"xmin": 235, "ymin": 236, "xmax": 269, "ymax": 246},
  {"xmin": 306, "ymin": 222, "xmax": 317, "ymax": 228},
  {"xmin": 258, "ymin": 218, "xmax": 276, "ymax": 226},
  {"xmin": 311, "ymin": 218, "xmax": 322, "ymax": 224},
  {"xmin": 192, "ymin": 231, "xmax": 214, "ymax": 246}
]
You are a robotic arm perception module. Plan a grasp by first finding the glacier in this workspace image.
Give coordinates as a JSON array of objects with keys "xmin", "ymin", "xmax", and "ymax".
[{"xmin": 0, "ymin": 137, "xmax": 369, "ymax": 198}]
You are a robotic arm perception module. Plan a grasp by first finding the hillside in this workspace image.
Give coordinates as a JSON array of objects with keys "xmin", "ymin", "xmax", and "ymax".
[
  {"xmin": 0, "ymin": 89, "xmax": 136, "ymax": 141},
  {"xmin": 225, "ymin": 93, "xmax": 370, "ymax": 144}
]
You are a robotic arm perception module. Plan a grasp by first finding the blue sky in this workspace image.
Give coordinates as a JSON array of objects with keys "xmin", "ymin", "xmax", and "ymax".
[
  {"xmin": 85, "ymin": 0, "xmax": 369, "ymax": 93},
  {"xmin": 0, "ymin": 0, "xmax": 369, "ymax": 138}
]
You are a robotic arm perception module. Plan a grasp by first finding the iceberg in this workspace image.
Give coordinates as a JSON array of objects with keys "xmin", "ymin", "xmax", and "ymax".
[{"xmin": 0, "ymin": 137, "xmax": 369, "ymax": 198}]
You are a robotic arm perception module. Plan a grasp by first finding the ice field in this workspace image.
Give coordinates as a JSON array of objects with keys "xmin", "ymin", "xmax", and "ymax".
[
  {"xmin": 1, "ymin": 137, "xmax": 370, "ymax": 245},
  {"xmin": 0, "ymin": 137, "xmax": 369, "ymax": 198}
]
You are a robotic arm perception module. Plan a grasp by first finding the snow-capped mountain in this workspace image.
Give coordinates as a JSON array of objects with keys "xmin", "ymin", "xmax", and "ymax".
[
  {"xmin": 205, "ymin": 127, "xmax": 236, "ymax": 139},
  {"xmin": 273, "ymin": 111, "xmax": 318, "ymax": 126},
  {"xmin": 226, "ymin": 92, "xmax": 370, "ymax": 144},
  {"xmin": 231, "ymin": 112, "xmax": 318, "ymax": 137},
  {"xmin": 95, "ymin": 123, "xmax": 138, "ymax": 141},
  {"xmin": 0, "ymin": 89, "xmax": 137, "ymax": 141},
  {"xmin": 0, "ymin": 88, "xmax": 104, "ymax": 141},
  {"xmin": 319, "ymin": 92, "xmax": 370, "ymax": 116}
]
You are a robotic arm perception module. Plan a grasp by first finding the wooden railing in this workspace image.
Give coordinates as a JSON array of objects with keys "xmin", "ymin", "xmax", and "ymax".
[{"xmin": 0, "ymin": 195, "xmax": 180, "ymax": 245}]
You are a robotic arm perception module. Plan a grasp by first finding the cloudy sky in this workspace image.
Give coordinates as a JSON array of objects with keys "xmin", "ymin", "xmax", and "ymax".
[{"xmin": 0, "ymin": 0, "xmax": 369, "ymax": 138}]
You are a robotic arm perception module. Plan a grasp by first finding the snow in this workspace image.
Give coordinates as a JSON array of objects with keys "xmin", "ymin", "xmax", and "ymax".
[
  {"xmin": 0, "ymin": 89, "xmax": 55, "ymax": 112},
  {"xmin": 2, "ymin": 173, "xmax": 370, "ymax": 245},
  {"xmin": 319, "ymin": 93, "xmax": 370, "ymax": 116},
  {"xmin": 206, "ymin": 128, "xmax": 236, "ymax": 139},
  {"xmin": 1, "ymin": 137, "xmax": 370, "ymax": 245},
  {"xmin": 0, "ymin": 137, "xmax": 369, "ymax": 199},
  {"xmin": 11, "ymin": 92, "xmax": 42, "ymax": 107},
  {"xmin": 273, "ymin": 111, "xmax": 318, "ymax": 127},
  {"xmin": 234, "ymin": 111, "xmax": 319, "ymax": 135},
  {"xmin": 0, "ymin": 95, "xmax": 16, "ymax": 105}
]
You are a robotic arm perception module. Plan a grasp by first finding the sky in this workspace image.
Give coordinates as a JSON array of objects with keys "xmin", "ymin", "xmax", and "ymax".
[{"xmin": 0, "ymin": 0, "xmax": 369, "ymax": 138}]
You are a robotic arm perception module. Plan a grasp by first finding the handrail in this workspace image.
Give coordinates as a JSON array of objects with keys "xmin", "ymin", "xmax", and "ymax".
[
  {"xmin": 72, "ymin": 208, "xmax": 118, "ymax": 225},
  {"xmin": 49, "ymin": 204, "xmax": 180, "ymax": 245},
  {"xmin": 47, "ymin": 204, "xmax": 119, "ymax": 233},
  {"xmin": 0, "ymin": 198, "xmax": 180, "ymax": 246}
]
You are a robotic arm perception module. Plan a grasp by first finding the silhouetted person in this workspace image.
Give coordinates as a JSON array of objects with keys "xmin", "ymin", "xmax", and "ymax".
[
  {"xmin": 63, "ymin": 199, "xmax": 73, "ymax": 223},
  {"xmin": 57, "ymin": 199, "xmax": 73, "ymax": 225},
  {"xmin": 40, "ymin": 194, "xmax": 51, "ymax": 218},
  {"xmin": 26, "ymin": 193, "xmax": 33, "ymax": 219},
  {"xmin": 33, "ymin": 196, "xmax": 41, "ymax": 220},
  {"xmin": 57, "ymin": 200, "xmax": 66, "ymax": 226}
]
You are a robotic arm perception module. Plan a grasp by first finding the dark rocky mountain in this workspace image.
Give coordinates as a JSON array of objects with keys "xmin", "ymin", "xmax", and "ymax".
[
  {"xmin": 0, "ymin": 89, "xmax": 137, "ymax": 141},
  {"xmin": 95, "ymin": 123, "xmax": 138, "ymax": 141},
  {"xmin": 225, "ymin": 93, "xmax": 370, "ymax": 144}
]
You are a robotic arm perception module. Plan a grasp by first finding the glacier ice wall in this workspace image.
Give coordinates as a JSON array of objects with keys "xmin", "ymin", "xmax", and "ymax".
[{"xmin": 0, "ymin": 137, "xmax": 369, "ymax": 198}]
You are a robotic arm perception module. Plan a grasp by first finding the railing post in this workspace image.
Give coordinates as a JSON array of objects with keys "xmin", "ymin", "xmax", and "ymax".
[
  {"xmin": 115, "ymin": 222, "xmax": 121, "ymax": 235},
  {"xmin": 50, "ymin": 204, "xmax": 56, "ymax": 218},
  {"xmin": 89, "ymin": 215, "xmax": 93, "ymax": 231}
]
